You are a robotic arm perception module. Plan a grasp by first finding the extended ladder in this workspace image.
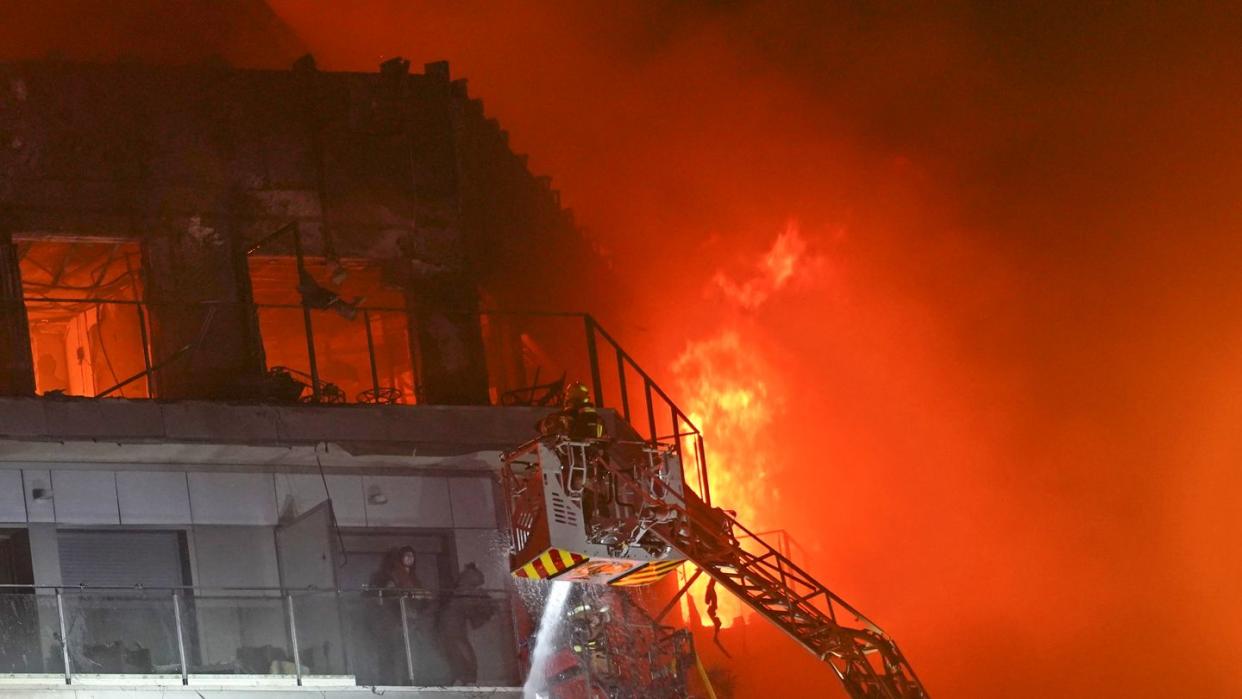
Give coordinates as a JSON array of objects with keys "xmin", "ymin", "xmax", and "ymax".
[{"xmin": 598, "ymin": 450, "xmax": 928, "ymax": 698}]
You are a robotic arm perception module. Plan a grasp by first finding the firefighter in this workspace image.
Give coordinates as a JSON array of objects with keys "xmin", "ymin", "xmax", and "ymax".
[
  {"xmin": 538, "ymin": 382, "xmax": 608, "ymax": 519},
  {"xmin": 537, "ymin": 382, "xmax": 606, "ymax": 441},
  {"xmin": 568, "ymin": 598, "xmax": 613, "ymax": 678}
]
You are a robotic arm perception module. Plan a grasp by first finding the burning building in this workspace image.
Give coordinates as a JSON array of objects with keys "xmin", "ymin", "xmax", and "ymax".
[
  {"xmin": 0, "ymin": 54, "xmax": 661, "ymax": 697},
  {"xmin": 0, "ymin": 39, "xmax": 923, "ymax": 699}
]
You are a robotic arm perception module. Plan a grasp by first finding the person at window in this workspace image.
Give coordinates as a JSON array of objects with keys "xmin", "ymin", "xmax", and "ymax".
[
  {"xmin": 369, "ymin": 546, "xmax": 425, "ymax": 684},
  {"xmin": 373, "ymin": 546, "xmax": 422, "ymax": 590}
]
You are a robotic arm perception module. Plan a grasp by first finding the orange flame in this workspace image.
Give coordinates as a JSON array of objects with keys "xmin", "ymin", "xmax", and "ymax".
[
  {"xmin": 709, "ymin": 222, "xmax": 810, "ymax": 310},
  {"xmin": 673, "ymin": 221, "xmax": 812, "ymax": 626}
]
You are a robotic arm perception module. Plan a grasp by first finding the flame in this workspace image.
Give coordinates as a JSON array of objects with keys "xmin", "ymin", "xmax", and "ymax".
[
  {"xmin": 709, "ymin": 222, "xmax": 809, "ymax": 310},
  {"xmin": 675, "ymin": 331, "xmax": 775, "ymax": 532},
  {"xmin": 673, "ymin": 221, "xmax": 811, "ymax": 626}
]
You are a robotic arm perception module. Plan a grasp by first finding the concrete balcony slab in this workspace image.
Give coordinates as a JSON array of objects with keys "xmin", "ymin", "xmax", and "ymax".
[{"xmin": 0, "ymin": 673, "xmax": 521, "ymax": 699}]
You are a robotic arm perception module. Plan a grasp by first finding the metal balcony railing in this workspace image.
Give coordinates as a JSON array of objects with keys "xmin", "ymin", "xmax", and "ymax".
[
  {"xmin": 0, "ymin": 584, "xmax": 516, "ymax": 688},
  {"xmin": 582, "ymin": 316, "xmax": 711, "ymax": 505},
  {"xmin": 22, "ymin": 295, "xmax": 712, "ymax": 505},
  {"xmin": 23, "ymin": 296, "xmax": 420, "ymax": 405}
]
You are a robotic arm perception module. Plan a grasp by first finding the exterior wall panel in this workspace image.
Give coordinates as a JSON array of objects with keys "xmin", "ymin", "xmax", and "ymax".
[
  {"xmin": 188, "ymin": 472, "xmax": 278, "ymax": 525},
  {"xmin": 189, "ymin": 525, "xmax": 287, "ymax": 666},
  {"xmin": 274, "ymin": 473, "xmax": 366, "ymax": 527},
  {"xmin": 117, "ymin": 471, "xmax": 193, "ymax": 525},
  {"xmin": 448, "ymin": 476, "xmax": 497, "ymax": 528},
  {"xmin": 49, "ymin": 470, "xmax": 120, "ymax": 525},
  {"xmin": 0, "ymin": 469, "xmax": 27, "ymax": 522},
  {"xmin": 362, "ymin": 474, "xmax": 452, "ymax": 527},
  {"xmin": 27, "ymin": 522, "xmax": 61, "ymax": 586},
  {"xmin": 22, "ymin": 469, "xmax": 55, "ymax": 523}
]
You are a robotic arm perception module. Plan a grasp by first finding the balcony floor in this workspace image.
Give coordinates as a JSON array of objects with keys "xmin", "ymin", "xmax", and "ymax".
[
  {"xmin": 0, "ymin": 395, "xmax": 559, "ymax": 456},
  {"xmin": 0, "ymin": 674, "xmax": 521, "ymax": 698}
]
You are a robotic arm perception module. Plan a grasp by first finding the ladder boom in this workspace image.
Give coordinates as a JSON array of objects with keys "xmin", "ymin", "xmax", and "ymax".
[
  {"xmin": 502, "ymin": 437, "xmax": 929, "ymax": 698},
  {"xmin": 597, "ymin": 446, "xmax": 928, "ymax": 698}
]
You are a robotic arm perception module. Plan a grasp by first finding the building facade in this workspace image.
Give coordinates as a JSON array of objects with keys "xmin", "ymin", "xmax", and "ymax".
[{"xmin": 0, "ymin": 58, "xmax": 666, "ymax": 698}]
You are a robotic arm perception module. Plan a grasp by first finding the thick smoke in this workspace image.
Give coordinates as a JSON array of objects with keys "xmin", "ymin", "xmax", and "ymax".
[
  {"xmin": 9, "ymin": 1, "xmax": 1242, "ymax": 696},
  {"xmin": 270, "ymin": 2, "xmax": 1242, "ymax": 696}
]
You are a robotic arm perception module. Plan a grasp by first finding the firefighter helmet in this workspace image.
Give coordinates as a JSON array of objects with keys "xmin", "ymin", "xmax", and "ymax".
[{"xmin": 563, "ymin": 382, "xmax": 592, "ymax": 409}]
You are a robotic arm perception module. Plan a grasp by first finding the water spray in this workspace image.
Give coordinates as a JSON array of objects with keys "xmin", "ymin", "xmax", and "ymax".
[{"xmin": 523, "ymin": 580, "xmax": 572, "ymax": 698}]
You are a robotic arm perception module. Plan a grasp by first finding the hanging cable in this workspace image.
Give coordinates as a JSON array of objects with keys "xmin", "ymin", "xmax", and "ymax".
[{"xmin": 315, "ymin": 443, "xmax": 349, "ymax": 567}]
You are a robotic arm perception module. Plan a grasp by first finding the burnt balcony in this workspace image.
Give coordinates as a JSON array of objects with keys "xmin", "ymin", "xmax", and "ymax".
[
  {"xmin": 12, "ymin": 296, "xmax": 710, "ymax": 500},
  {"xmin": 23, "ymin": 296, "xmax": 588, "ymax": 408}
]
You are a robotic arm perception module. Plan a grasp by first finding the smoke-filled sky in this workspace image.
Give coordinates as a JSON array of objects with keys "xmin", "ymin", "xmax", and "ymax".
[{"xmin": 8, "ymin": 1, "xmax": 1242, "ymax": 696}]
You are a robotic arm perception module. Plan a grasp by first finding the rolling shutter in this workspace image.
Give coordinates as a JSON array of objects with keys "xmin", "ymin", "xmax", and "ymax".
[{"xmin": 57, "ymin": 530, "xmax": 187, "ymax": 587}]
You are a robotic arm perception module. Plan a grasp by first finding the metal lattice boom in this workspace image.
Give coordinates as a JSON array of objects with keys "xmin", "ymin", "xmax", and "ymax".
[{"xmin": 595, "ymin": 447, "xmax": 928, "ymax": 698}]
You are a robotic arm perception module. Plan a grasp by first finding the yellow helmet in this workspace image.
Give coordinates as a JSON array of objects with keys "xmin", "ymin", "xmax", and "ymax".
[{"xmin": 563, "ymin": 382, "xmax": 592, "ymax": 408}]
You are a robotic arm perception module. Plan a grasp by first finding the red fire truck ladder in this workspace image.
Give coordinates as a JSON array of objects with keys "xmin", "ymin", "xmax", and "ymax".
[{"xmin": 598, "ymin": 450, "xmax": 928, "ymax": 698}]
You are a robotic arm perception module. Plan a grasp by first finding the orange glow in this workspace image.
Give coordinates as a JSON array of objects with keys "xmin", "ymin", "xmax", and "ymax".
[
  {"xmin": 248, "ymin": 257, "xmax": 416, "ymax": 404},
  {"xmin": 673, "ymin": 223, "xmax": 812, "ymax": 626},
  {"xmin": 674, "ymin": 330, "xmax": 775, "ymax": 626},
  {"xmin": 710, "ymin": 223, "xmax": 809, "ymax": 310},
  {"xmin": 20, "ymin": 241, "xmax": 149, "ymax": 398},
  {"xmin": 12, "ymin": 4, "xmax": 1242, "ymax": 695}
]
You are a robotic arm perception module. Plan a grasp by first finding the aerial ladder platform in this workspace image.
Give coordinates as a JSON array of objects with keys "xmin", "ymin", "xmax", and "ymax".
[{"xmin": 502, "ymin": 436, "xmax": 928, "ymax": 698}]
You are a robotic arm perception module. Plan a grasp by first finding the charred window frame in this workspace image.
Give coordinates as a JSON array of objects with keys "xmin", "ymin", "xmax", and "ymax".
[
  {"xmin": 16, "ymin": 238, "xmax": 151, "ymax": 399},
  {"xmin": 247, "ymin": 250, "xmax": 416, "ymax": 406}
]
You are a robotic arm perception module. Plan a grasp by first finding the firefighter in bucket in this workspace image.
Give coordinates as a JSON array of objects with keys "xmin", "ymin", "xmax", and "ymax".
[
  {"xmin": 537, "ymin": 382, "xmax": 609, "ymax": 521},
  {"xmin": 537, "ymin": 382, "xmax": 606, "ymax": 441}
]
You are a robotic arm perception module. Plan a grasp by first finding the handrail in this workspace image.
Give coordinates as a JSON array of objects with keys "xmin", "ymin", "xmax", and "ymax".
[
  {"xmin": 573, "ymin": 435, "xmax": 926, "ymax": 695},
  {"xmin": 1, "ymin": 581, "xmax": 519, "ymax": 687},
  {"xmin": 579, "ymin": 435, "xmax": 877, "ymax": 632},
  {"xmin": 589, "ymin": 319, "xmax": 697, "ymax": 430},
  {"xmin": 585, "ymin": 314, "xmax": 712, "ymax": 505},
  {"xmin": 24, "ymin": 295, "xmax": 588, "ymax": 317},
  {"xmin": 0, "ymin": 583, "xmax": 508, "ymax": 595}
]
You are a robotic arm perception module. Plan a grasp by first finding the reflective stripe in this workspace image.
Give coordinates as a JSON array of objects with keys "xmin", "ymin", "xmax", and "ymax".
[
  {"xmin": 610, "ymin": 559, "xmax": 685, "ymax": 587},
  {"xmin": 512, "ymin": 548, "xmax": 588, "ymax": 579}
]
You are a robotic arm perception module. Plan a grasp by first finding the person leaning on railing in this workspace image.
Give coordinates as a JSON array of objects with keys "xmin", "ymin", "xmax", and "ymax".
[
  {"xmin": 436, "ymin": 563, "xmax": 495, "ymax": 686},
  {"xmin": 368, "ymin": 546, "xmax": 428, "ymax": 684}
]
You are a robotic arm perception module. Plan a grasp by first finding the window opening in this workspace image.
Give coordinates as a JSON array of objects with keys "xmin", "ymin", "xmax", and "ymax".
[
  {"xmin": 480, "ymin": 301, "xmax": 583, "ymax": 407},
  {"xmin": 248, "ymin": 257, "xmax": 415, "ymax": 404},
  {"xmin": 19, "ymin": 240, "xmax": 149, "ymax": 398}
]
